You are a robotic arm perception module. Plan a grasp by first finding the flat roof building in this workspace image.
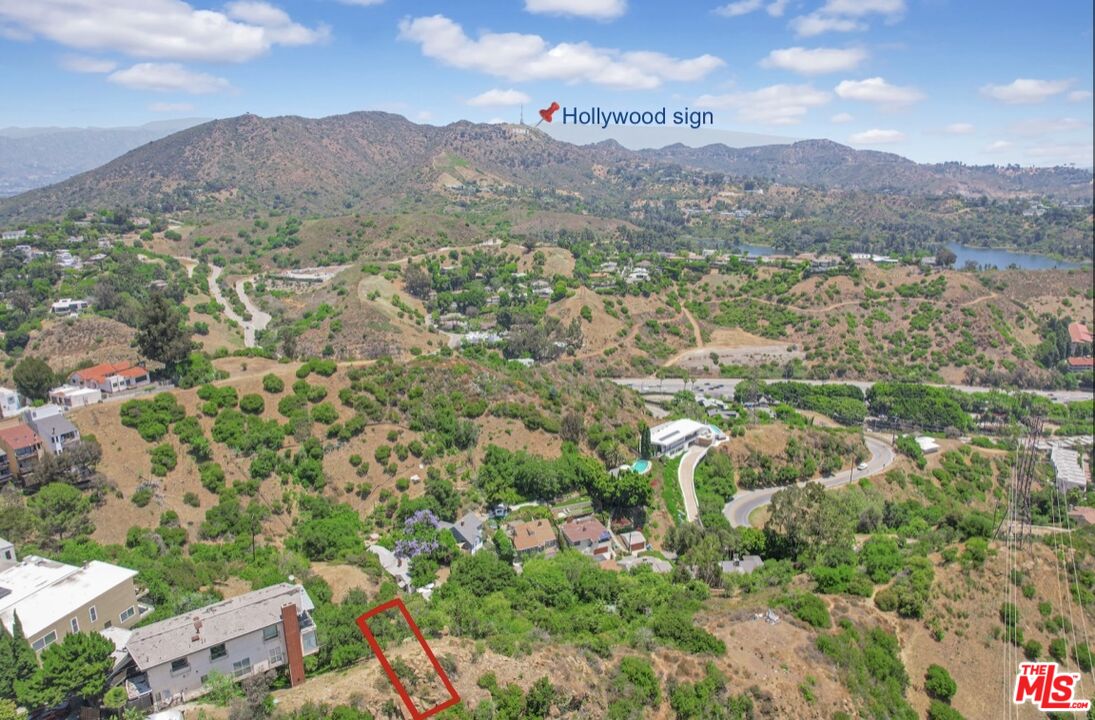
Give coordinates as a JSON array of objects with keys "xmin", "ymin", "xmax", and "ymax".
[{"xmin": 649, "ymin": 419, "xmax": 710, "ymax": 457}]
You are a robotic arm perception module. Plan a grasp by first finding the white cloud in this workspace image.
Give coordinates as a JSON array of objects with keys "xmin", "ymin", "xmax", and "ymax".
[
  {"xmin": 983, "ymin": 140, "xmax": 1013, "ymax": 153},
  {"xmin": 398, "ymin": 15, "xmax": 723, "ymax": 90},
  {"xmin": 467, "ymin": 88, "xmax": 531, "ymax": 106},
  {"xmin": 1067, "ymin": 90, "xmax": 1093, "ymax": 103},
  {"xmin": 149, "ymin": 101, "xmax": 196, "ymax": 112},
  {"xmin": 820, "ymin": 0, "xmax": 905, "ymax": 17},
  {"xmin": 942, "ymin": 122, "xmax": 975, "ymax": 135},
  {"xmin": 60, "ymin": 55, "xmax": 117, "ymax": 73},
  {"xmin": 696, "ymin": 84, "xmax": 831, "ymax": 125},
  {"xmin": 835, "ymin": 77, "xmax": 923, "ymax": 105},
  {"xmin": 980, "ymin": 78, "xmax": 1071, "ymax": 104},
  {"xmin": 1024, "ymin": 143, "xmax": 1093, "ymax": 166},
  {"xmin": 760, "ymin": 46, "xmax": 867, "ymax": 75},
  {"xmin": 789, "ymin": 14, "xmax": 864, "ymax": 36},
  {"xmin": 1009, "ymin": 117, "xmax": 1089, "ymax": 137},
  {"xmin": 830, "ymin": 112, "xmax": 854, "ymax": 123},
  {"xmin": 790, "ymin": 0, "xmax": 904, "ymax": 37},
  {"xmin": 524, "ymin": 0, "xmax": 627, "ymax": 20},
  {"xmin": 0, "ymin": 0, "xmax": 328, "ymax": 63},
  {"xmin": 715, "ymin": 0, "xmax": 788, "ymax": 17},
  {"xmin": 849, "ymin": 128, "xmax": 904, "ymax": 144},
  {"xmin": 108, "ymin": 63, "xmax": 232, "ymax": 94},
  {"xmin": 337, "ymin": 0, "xmax": 384, "ymax": 5}
]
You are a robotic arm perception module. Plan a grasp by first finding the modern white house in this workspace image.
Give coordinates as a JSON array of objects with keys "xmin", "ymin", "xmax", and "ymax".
[
  {"xmin": 49, "ymin": 384, "xmax": 103, "ymax": 410},
  {"xmin": 51, "ymin": 298, "xmax": 89, "ymax": 314},
  {"xmin": 121, "ymin": 583, "xmax": 317, "ymax": 711},
  {"xmin": 649, "ymin": 419, "xmax": 711, "ymax": 457},
  {"xmin": 0, "ymin": 556, "xmax": 143, "ymax": 654},
  {"xmin": 0, "ymin": 387, "xmax": 25, "ymax": 418},
  {"xmin": 915, "ymin": 436, "xmax": 940, "ymax": 454},
  {"xmin": 0, "ymin": 537, "xmax": 15, "ymax": 570}
]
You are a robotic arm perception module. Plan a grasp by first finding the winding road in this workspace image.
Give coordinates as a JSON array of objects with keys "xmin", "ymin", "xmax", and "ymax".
[
  {"xmin": 206, "ymin": 265, "xmax": 270, "ymax": 348},
  {"xmin": 721, "ymin": 435, "xmax": 895, "ymax": 527}
]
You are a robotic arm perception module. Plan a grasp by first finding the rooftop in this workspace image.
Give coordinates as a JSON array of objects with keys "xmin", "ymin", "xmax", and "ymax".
[
  {"xmin": 29, "ymin": 413, "xmax": 78, "ymax": 440},
  {"xmin": 71, "ymin": 362, "xmax": 141, "ymax": 385},
  {"xmin": 0, "ymin": 556, "xmax": 138, "ymax": 638},
  {"xmin": 561, "ymin": 516, "xmax": 610, "ymax": 545},
  {"xmin": 1069, "ymin": 322, "xmax": 1093, "ymax": 345},
  {"xmin": 0, "ymin": 424, "xmax": 42, "ymax": 450},
  {"xmin": 452, "ymin": 512, "xmax": 484, "ymax": 545},
  {"xmin": 650, "ymin": 419, "xmax": 708, "ymax": 447},
  {"xmin": 125, "ymin": 583, "xmax": 312, "ymax": 670},
  {"xmin": 510, "ymin": 519, "xmax": 556, "ymax": 552}
]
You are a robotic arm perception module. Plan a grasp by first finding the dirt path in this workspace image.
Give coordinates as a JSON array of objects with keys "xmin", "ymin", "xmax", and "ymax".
[
  {"xmin": 206, "ymin": 265, "xmax": 268, "ymax": 348},
  {"xmin": 660, "ymin": 309, "xmax": 704, "ymax": 368}
]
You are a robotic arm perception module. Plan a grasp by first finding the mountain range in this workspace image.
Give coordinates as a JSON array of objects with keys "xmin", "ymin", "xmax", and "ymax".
[
  {"xmin": 0, "ymin": 111, "xmax": 1089, "ymax": 224},
  {"xmin": 0, "ymin": 118, "xmax": 208, "ymax": 198}
]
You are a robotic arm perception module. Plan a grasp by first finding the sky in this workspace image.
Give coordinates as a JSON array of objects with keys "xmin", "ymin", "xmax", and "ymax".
[{"xmin": 0, "ymin": 0, "xmax": 1092, "ymax": 167}]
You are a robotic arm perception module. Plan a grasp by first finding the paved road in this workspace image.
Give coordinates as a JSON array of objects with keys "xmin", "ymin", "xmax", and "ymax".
[
  {"xmin": 614, "ymin": 377, "xmax": 1093, "ymax": 404},
  {"xmin": 722, "ymin": 435, "xmax": 895, "ymax": 527},
  {"xmin": 207, "ymin": 265, "xmax": 269, "ymax": 348},
  {"xmin": 677, "ymin": 445, "xmax": 708, "ymax": 523}
]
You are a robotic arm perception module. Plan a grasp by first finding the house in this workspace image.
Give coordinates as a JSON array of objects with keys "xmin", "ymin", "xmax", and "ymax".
[
  {"xmin": 0, "ymin": 424, "xmax": 43, "ymax": 484},
  {"xmin": 616, "ymin": 556, "xmax": 671, "ymax": 573},
  {"xmin": 49, "ymin": 384, "xmax": 102, "ymax": 410},
  {"xmin": 560, "ymin": 516, "xmax": 613, "ymax": 560},
  {"xmin": 1, "ymin": 230, "xmax": 26, "ymax": 241},
  {"xmin": 719, "ymin": 555, "xmax": 763, "ymax": 575},
  {"xmin": 0, "ymin": 387, "xmax": 25, "ymax": 418},
  {"xmin": 449, "ymin": 512, "xmax": 485, "ymax": 553},
  {"xmin": 51, "ymin": 298, "xmax": 89, "ymax": 315},
  {"xmin": 0, "ymin": 556, "xmax": 142, "ymax": 654},
  {"xmin": 1068, "ymin": 322, "xmax": 1093, "ymax": 357},
  {"xmin": 508, "ymin": 519, "xmax": 557, "ymax": 557},
  {"xmin": 121, "ymin": 583, "xmax": 317, "ymax": 711},
  {"xmin": 368, "ymin": 545, "xmax": 411, "ymax": 590},
  {"xmin": 649, "ymin": 419, "xmax": 710, "ymax": 457},
  {"xmin": 619, "ymin": 530, "xmax": 647, "ymax": 553},
  {"xmin": 0, "ymin": 537, "xmax": 15, "ymax": 570},
  {"xmin": 915, "ymin": 436, "xmax": 940, "ymax": 454},
  {"xmin": 70, "ymin": 362, "xmax": 151, "ymax": 395},
  {"xmin": 1051, "ymin": 444, "xmax": 1088, "ymax": 493},
  {"xmin": 806, "ymin": 255, "xmax": 841, "ymax": 275},
  {"xmin": 26, "ymin": 406, "xmax": 81, "ymax": 455}
]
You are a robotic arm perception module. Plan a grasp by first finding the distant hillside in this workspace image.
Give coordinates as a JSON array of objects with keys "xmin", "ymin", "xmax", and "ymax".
[
  {"xmin": 0, "ymin": 112, "xmax": 1089, "ymax": 224},
  {"xmin": 0, "ymin": 118, "xmax": 208, "ymax": 197},
  {"xmin": 641, "ymin": 139, "xmax": 1093, "ymax": 199}
]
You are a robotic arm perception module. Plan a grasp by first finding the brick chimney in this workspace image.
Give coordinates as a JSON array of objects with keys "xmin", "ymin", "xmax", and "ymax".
[{"xmin": 281, "ymin": 604, "xmax": 306, "ymax": 687}]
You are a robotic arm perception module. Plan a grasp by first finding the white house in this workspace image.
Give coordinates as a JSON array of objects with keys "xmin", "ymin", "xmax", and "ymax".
[
  {"xmin": 0, "ymin": 537, "xmax": 15, "ymax": 570},
  {"xmin": 51, "ymin": 298, "xmax": 89, "ymax": 315},
  {"xmin": 915, "ymin": 436, "xmax": 940, "ymax": 454},
  {"xmin": 649, "ymin": 419, "xmax": 710, "ymax": 457},
  {"xmin": 0, "ymin": 556, "xmax": 143, "ymax": 654},
  {"xmin": 26, "ymin": 406, "xmax": 81, "ymax": 455},
  {"xmin": 49, "ymin": 384, "xmax": 102, "ymax": 410},
  {"xmin": 1, "ymin": 230, "xmax": 26, "ymax": 241},
  {"xmin": 368, "ymin": 545, "xmax": 412, "ymax": 590},
  {"xmin": 121, "ymin": 583, "xmax": 317, "ymax": 711},
  {"xmin": 0, "ymin": 387, "xmax": 25, "ymax": 418},
  {"xmin": 449, "ymin": 512, "xmax": 485, "ymax": 553}
]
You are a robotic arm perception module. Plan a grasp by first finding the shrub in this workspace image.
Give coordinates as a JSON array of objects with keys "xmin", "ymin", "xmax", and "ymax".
[
  {"xmin": 132, "ymin": 486, "xmax": 154, "ymax": 507},
  {"xmin": 183, "ymin": 492, "xmax": 200, "ymax": 507},
  {"xmin": 927, "ymin": 701, "xmax": 966, "ymax": 720},
  {"xmin": 150, "ymin": 444, "xmax": 178, "ymax": 476},
  {"xmin": 396, "ymin": 478, "xmax": 410, "ymax": 492},
  {"xmin": 1075, "ymin": 643, "xmax": 1094, "ymax": 672},
  {"xmin": 1050, "ymin": 638, "xmax": 1067, "ymax": 663},
  {"xmin": 200, "ymin": 462, "xmax": 226, "ymax": 493},
  {"xmin": 924, "ymin": 664, "xmax": 956, "ymax": 702},
  {"xmin": 778, "ymin": 592, "xmax": 831, "ymax": 629},
  {"xmin": 263, "ymin": 374, "xmax": 285, "ymax": 393},
  {"xmin": 311, "ymin": 402, "xmax": 338, "ymax": 424},
  {"xmin": 1024, "ymin": 640, "xmax": 1042, "ymax": 661},
  {"xmin": 239, "ymin": 393, "xmax": 265, "ymax": 415}
]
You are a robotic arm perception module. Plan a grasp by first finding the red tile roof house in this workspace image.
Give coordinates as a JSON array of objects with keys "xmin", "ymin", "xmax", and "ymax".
[
  {"xmin": 561, "ymin": 516, "xmax": 614, "ymax": 561},
  {"xmin": 69, "ymin": 362, "xmax": 151, "ymax": 395},
  {"xmin": 0, "ymin": 424, "xmax": 43, "ymax": 486}
]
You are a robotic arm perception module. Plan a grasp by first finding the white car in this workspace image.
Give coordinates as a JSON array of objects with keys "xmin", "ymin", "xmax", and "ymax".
[{"xmin": 857, "ymin": 462, "xmax": 868, "ymax": 471}]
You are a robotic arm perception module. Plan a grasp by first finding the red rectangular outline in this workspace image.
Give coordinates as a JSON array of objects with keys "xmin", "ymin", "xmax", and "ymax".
[{"xmin": 356, "ymin": 598, "xmax": 461, "ymax": 720}]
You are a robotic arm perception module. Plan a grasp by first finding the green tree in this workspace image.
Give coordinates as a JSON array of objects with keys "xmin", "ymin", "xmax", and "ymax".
[
  {"xmin": 0, "ymin": 615, "xmax": 39, "ymax": 699},
  {"xmin": 493, "ymin": 529, "xmax": 515, "ymax": 564},
  {"xmin": 0, "ymin": 699, "xmax": 18, "ymax": 720},
  {"xmin": 103, "ymin": 686, "xmax": 128, "ymax": 715},
  {"xmin": 525, "ymin": 677, "xmax": 555, "ymax": 719},
  {"xmin": 16, "ymin": 632, "xmax": 114, "ymax": 708},
  {"xmin": 28, "ymin": 483, "xmax": 93, "ymax": 545},
  {"xmin": 135, "ymin": 292, "xmax": 193, "ymax": 371},
  {"xmin": 924, "ymin": 664, "xmax": 957, "ymax": 703},
  {"xmin": 639, "ymin": 425, "xmax": 652, "ymax": 460},
  {"xmin": 12, "ymin": 357, "xmax": 55, "ymax": 401}
]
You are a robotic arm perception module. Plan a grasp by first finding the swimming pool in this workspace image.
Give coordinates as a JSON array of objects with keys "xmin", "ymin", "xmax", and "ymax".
[{"xmin": 632, "ymin": 459, "xmax": 652, "ymax": 474}]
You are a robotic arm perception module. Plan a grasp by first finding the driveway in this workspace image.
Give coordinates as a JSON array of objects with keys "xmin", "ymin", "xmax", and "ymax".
[
  {"xmin": 677, "ymin": 445, "xmax": 708, "ymax": 523},
  {"xmin": 207, "ymin": 265, "xmax": 270, "ymax": 348},
  {"xmin": 722, "ymin": 435, "xmax": 895, "ymax": 528}
]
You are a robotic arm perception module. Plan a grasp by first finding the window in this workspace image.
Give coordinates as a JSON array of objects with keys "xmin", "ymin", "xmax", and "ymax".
[
  {"xmin": 104, "ymin": 621, "xmax": 112, "ymax": 629},
  {"xmin": 268, "ymin": 647, "xmax": 284, "ymax": 666},
  {"xmin": 210, "ymin": 644, "xmax": 227, "ymax": 661},
  {"xmin": 31, "ymin": 631, "xmax": 57, "ymax": 652},
  {"xmin": 70, "ymin": 617, "xmax": 79, "ymax": 633},
  {"xmin": 170, "ymin": 658, "xmax": 190, "ymax": 675},
  {"xmin": 262, "ymin": 625, "xmax": 279, "ymax": 641},
  {"xmin": 119, "ymin": 606, "xmax": 135, "ymax": 622},
  {"xmin": 89, "ymin": 606, "xmax": 98, "ymax": 623},
  {"xmin": 231, "ymin": 657, "xmax": 252, "ymax": 678}
]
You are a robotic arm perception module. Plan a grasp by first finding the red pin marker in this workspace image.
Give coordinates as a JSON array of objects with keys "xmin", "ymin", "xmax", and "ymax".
[{"xmin": 536, "ymin": 101, "xmax": 560, "ymax": 126}]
